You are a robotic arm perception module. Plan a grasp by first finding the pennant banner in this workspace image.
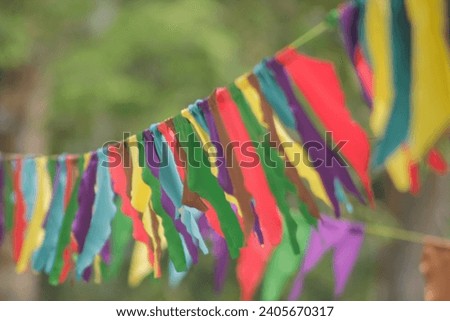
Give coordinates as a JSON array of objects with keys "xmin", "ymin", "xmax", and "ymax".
[{"xmin": 0, "ymin": 0, "xmax": 448, "ymax": 300}]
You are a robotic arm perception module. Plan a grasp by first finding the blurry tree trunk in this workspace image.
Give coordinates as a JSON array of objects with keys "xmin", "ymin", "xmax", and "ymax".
[
  {"xmin": 0, "ymin": 65, "xmax": 49, "ymax": 300},
  {"xmin": 377, "ymin": 173, "xmax": 450, "ymax": 300}
]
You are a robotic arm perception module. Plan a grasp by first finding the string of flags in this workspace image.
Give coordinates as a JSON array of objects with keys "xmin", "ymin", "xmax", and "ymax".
[{"xmin": 0, "ymin": 0, "xmax": 448, "ymax": 300}]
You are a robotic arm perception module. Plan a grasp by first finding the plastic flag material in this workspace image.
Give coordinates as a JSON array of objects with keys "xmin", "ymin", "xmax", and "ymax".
[
  {"xmin": 4, "ymin": 8, "xmax": 440, "ymax": 296},
  {"xmin": 172, "ymin": 115, "xmax": 244, "ymax": 258},
  {"xmin": 256, "ymin": 57, "xmax": 363, "ymax": 216}
]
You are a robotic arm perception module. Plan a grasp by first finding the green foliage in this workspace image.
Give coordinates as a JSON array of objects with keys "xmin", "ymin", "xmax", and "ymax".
[
  {"xmin": 0, "ymin": 12, "xmax": 30, "ymax": 68},
  {"xmin": 48, "ymin": 0, "xmax": 245, "ymax": 152},
  {"xmin": 0, "ymin": 0, "xmax": 91, "ymax": 68}
]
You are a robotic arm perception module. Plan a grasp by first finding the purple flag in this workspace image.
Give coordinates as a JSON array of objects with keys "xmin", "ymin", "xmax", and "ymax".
[
  {"xmin": 198, "ymin": 100, "xmax": 234, "ymax": 195},
  {"xmin": 288, "ymin": 215, "xmax": 364, "ymax": 299},
  {"xmin": 339, "ymin": 2, "xmax": 373, "ymax": 106},
  {"xmin": 211, "ymin": 231, "xmax": 229, "ymax": 293},
  {"xmin": 72, "ymin": 151, "xmax": 98, "ymax": 281}
]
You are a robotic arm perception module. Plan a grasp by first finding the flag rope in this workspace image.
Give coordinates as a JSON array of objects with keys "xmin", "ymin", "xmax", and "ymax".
[{"xmin": 365, "ymin": 224, "xmax": 449, "ymax": 246}]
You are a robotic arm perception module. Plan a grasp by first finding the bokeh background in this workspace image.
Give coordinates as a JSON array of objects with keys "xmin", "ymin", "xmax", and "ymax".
[{"xmin": 0, "ymin": 0, "xmax": 448, "ymax": 300}]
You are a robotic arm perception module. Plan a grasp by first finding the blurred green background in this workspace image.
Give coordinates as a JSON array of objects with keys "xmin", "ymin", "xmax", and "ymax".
[{"xmin": 0, "ymin": 0, "xmax": 448, "ymax": 300}]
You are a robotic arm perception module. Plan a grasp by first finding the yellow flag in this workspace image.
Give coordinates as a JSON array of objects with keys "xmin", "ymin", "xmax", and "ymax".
[
  {"xmin": 365, "ymin": 0, "xmax": 394, "ymax": 137},
  {"xmin": 385, "ymin": 146, "xmax": 411, "ymax": 192},
  {"xmin": 129, "ymin": 135, "xmax": 151, "ymax": 213},
  {"xmin": 93, "ymin": 255, "xmax": 102, "ymax": 284},
  {"xmin": 235, "ymin": 75, "xmax": 268, "ymax": 128},
  {"xmin": 128, "ymin": 241, "xmax": 153, "ymax": 287},
  {"xmin": 142, "ymin": 206, "xmax": 160, "ymax": 276},
  {"xmin": 405, "ymin": 0, "xmax": 450, "ymax": 162},
  {"xmin": 83, "ymin": 152, "xmax": 91, "ymax": 171},
  {"xmin": 181, "ymin": 109, "xmax": 210, "ymax": 149}
]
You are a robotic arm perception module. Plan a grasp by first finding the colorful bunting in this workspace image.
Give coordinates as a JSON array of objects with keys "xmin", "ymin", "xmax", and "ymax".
[
  {"xmin": 108, "ymin": 142, "xmax": 155, "ymax": 272},
  {"xmin": 142, "ymin": 130, "xmax": 188, "ymax": 273},
  {"xmin": 339, "ymin": 0, "xmax": 449, "ymax": 193},
  {"xmin": 211, "ymin": 89, "xmax": 283, "ymax": 247},
  {"xmin": 0, "ymin": 3, "xmax": 447, "ymax": 300},
  {"xmin": 0, "ymin": 45, "xmax": 372, "ymax": 296}
]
